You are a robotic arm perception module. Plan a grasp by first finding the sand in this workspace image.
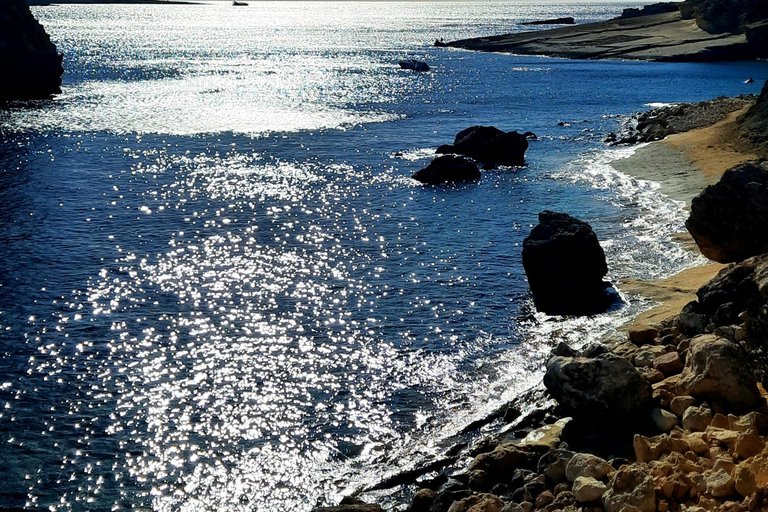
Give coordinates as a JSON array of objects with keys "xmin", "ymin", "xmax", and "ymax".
[{"xmin": 610, "ymin": 113, "xmax": 755, "ymax": 327}]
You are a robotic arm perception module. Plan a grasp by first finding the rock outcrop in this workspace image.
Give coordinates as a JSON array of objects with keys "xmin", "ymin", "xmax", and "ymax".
[
  {"xmin": 686, "ymin": 161, "xmax": 768, "ymax": 263},
  {"xmin": 544, "ymin": 352, "xmax": 654, "ymax": 421},
  {"xmin": 412, "ymin": 155, "xmax": 481, "ymax": 185},
  {"xmin": 0, "ymin": 0, "xmax": 63, "ymax": 101},
  {"xmin": 522, "ymin": 211, "xmax": 617, "ymax": 315},
  {"xmin": 739, "ymin": 79, "xmax": 768, "ymax": 148},
  {"xmin": 436, "ymin": 126, "xmax": 528, "ymax": 168}
]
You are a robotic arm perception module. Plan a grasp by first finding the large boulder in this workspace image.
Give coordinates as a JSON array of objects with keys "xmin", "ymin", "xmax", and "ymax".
[
  {"xmin": 686, "ymin": 161, "xmax": 768, "ymax": 263},
  {"xmin": 740, "ymin": 78, "xmax": 768, "ymax": 145},
  {"xmin": 676, "ymin": 334, "xmax": 761, "ymax": 412},
  {"xmin": 522, "ymin": 211, "xmax": 617, "ymax": 315},
  {"xmin": 0, "ymin": 0, "xmax": 63, "ymax": 100},
  {"xmin": 543, "ymin": 353, "xmax": 653, "ymax": 421},
  {"xmin": 436, "ymin": 126, "xmax": 528, "ymax": 167},
  {"xmin": 412, "ymin": 155, "xmax": 481, "ymax": 185}
]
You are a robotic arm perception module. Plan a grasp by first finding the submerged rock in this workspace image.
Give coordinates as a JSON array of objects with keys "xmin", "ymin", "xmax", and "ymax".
[
  {"xmin": 522, "ymin": 211, "xmax": 617, "ymax": 315},
  {"xmin": 686, "ymin": 161, "xmax": 768, "ymax": 263},
  {"xmin": 412, "ymin": 155, "xmax": 481, "ymax": 185},
  {"xmin": 436, "ymin": 126, "xmax": 528, "ymax": 167},
  {"xmin": 0, "ymin": 0, "xmax": 63, "ymax": 100}
]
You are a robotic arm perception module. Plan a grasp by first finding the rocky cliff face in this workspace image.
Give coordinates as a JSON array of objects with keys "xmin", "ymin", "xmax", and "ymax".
[
  {"xmin": 0, "ymin": 0, "xmax": 63, "ymax": 101},
  {"xmin": 739, "ymin": 79, "xmax": 768, "ymax": 148}
]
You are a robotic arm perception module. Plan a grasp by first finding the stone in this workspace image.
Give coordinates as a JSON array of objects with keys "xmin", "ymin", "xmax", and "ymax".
[
  {"xmin": 682, "ymin": 404, "xmax": 713, "ymax": 432},
  {"xmin": 469, "ymin": 444, "xmax": 539, "ymax": 479},
  {"xmin": 436, "ymin": 126, "xmax": 529, "ymax": 167},
  {"xmin": 706, "ymin": 468, "xmax": 736, "ymax": 498},
  {"xmin": 652, "ymin": 408, "xmax": 679, "ymax": 432},
  {"xmin": 447, "ymin": 494, "xmax": 504, "ymax": 512},
  {"xmin": 654, "ymin": 352, "xmax": 684, "ymax": 375},
  {"xmin": 572, "ymin": 476, "xmax": 607, "ymax": 502},
  {"xmin": 0, "ymin": 0, "xmax": 64, "ymax": 100},
  {"xmin": 638, "ymin": 367, "xmax": 664, "ymax": 384},
  {"xmin": 535, "ymin": 490, "xmax": 555, "ymax": 509},
  {"xmin": 543, "ymin": 353, "xmax": 653, "ymax": 421},
  {"xmin": 735, "ymin": 432, "xmax": 765, "ymax": 459},
  {"xmin": 611, "ymin": 342, "xmax": 640, "ymax": 362},
  {"xmin": 550, "ymin": 490, "xmax": 576, "ymax": 510},
  {"xmin": 712, "ymin": 413, "xmax": 731, "ymax": 429},
  {"xmin": 670, "ymin": 396, "xmax": 697, "ymax": 417},
  {"xmin": 522, "ymin": 211, "xmax": 617, "ymax": 315},
  {"xmin": 683, "ymin": 432, "xmax": 710, "ymax": 454},
  {"xmin": 500, "ymin": 504, "xmax": 524, "ymax": 512},
  {"xmin": 410, "ymin": 488, "xmax": 437, "ymax": 512},
  {"xmin": 412, "ymin": 155, "xmax": 481, "ymax": 185},
  {"xmin": 686, "ymin": 161, "xmax": 768, "ymax": 263},
  {"xmin": 538, "ymin": 449, "xmax": 575, "ymax": 485},
  {"xmin": 708, "ymin": 427, "xmax": 740, "ymax": 447},
  {"xmin": 314, "ymin": 499, "xmax": 384, "ymax": 511},
  {"xmin": 602, "ymin": 465, "xmax": 656, "ymax": 512},
  {"xmin": 629, "ymin": 323, "xmax": 658, "ymax": 346},
  {"xmin": 677, "ymin": 335, "xmax": 761, "ymax": 412},
  {"xmin": 733, "ymin": 464, "xmax": 758, "ymax": 497},
  {"xmin": 565, "ymin": 453, "xmax": 612, "ymax": 482}
]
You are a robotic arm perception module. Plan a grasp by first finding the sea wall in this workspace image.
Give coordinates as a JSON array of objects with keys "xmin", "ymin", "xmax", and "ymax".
[{"xmin": 0, "ymin": 0, "xmax": 63, "ymax": 101}]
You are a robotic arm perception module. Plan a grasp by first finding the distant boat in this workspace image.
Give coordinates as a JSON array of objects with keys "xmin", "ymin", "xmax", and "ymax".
[
  {"xmin": 232, "ymin": 1, "xmax": 248, "ymax": 5},
  {"xmin": 398, "ymin": 59, "xmax": 430, "ymax": 72}
]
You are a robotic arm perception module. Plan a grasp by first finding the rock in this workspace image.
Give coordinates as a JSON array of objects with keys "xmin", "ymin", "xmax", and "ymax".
[
  {"xmin": 676, "ymin": 335, "xmax": 761, "ymax": 412},
  {"xmin": 740, "ymin": 78, "xmax": 768, "ymax": 144},
  {"xmin": 447, "ymin": 493, "xmax": 504, "ymax": 512},
  {"xmin": 411, "ymin": 488, "xmax": 437, "ymax": 512},
  {"xmin": 682, "ymin": 404, "xmax": 713, "ymax": 432},
  {"xmin": 683, "ymin": 432, "xmax": 709, "ymax": 454},
  {"xmin": 314, "ymin": 499, "xmax": 384, "ymax": 511},
  {"xmin": 538, "ymin": 449, "xmax": 575, "ymax": 485},
  {"xmin": 551, "ymin": 342, "xmax": 579, "ymax": 357},
  {"xmin": 581, "ymin": 343, "xmax": 610, "ymax": 358},
  {"xmin": 734, "ymin": 432, "xmax": 765, "ymax": 459},
  {"xmin": 544, "ymin": 352, "xmax": 653, "ymax": 420},
  {"xmin": 628, "ymin": 323, "xmax": 658, "ymax": 346},
  {"xmin": 652, "ymin": 408, "xmax": 679, "ymax": 432},
  {"xmin": 469, "ymin": 444, "xmax": 539, "ymax": 480},
  {"xmin": 706, "ymin": 468, "xmax": 736, "ymax": 498},
  {"xmin": 535, "ymin": 490, "xmax": 555, "ymax": 509},
  {"xmin": 412, "ymin": 155, "xmax": 481, "ymax": 185},
  {"xmin": 638, "ymin": 367, "xmax": 664, "ymax": 384},
  {"xmin": 634, "ymin": 346, "xmax": 669, "ymax": 368},
  {"xmin": 602, "ymin": 465, "xmax": 656, "ymax": 512},
  {"xmin": 686, "ymin": 161, "xmax": 768, "ymax": 263},
  {"xmin": 435, "ymin": 126, "xmax": 528, "ymax": 167},
  {"xmin": 733, "ymin": 464, "xmax": 758, "ymax": 497},
  {"xmin": 520, "ymin": 17, "xmax": 576, "ymax": 25},
  {"xmin": 565, "ymin": 453, "xmax": 612, "ymax": 482},
  {"xmin": 653, "ymin": 352, "xmax": 684, "ymax": 375},
  {"xmin": 572, "ymin": 476, "xmax": 607, "ymax": 502},
  {"xmin": 0, "ymin": 0, "xmax": 63, "ymax": 100},
  {"xmin": 522, "ymin": 211, "xmax": 617, "ymax": 315},
  {"xmin": 670, "ymin": 396, "xmax": 697, "ymax": 417},
  {"xmin": 500, "ymin": 504, "xmax": 524, "ymax": 512}
]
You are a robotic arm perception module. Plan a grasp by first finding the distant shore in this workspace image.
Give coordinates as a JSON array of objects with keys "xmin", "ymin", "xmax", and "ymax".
[{"xmin": 28, "ymin": 0, "xmax": 199, "ymax": 5}]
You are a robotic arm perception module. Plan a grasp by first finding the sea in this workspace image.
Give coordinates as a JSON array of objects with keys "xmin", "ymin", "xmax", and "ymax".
[{"xmin": 1, "ymin": 1, "xmax": 767, "ymax": 510}]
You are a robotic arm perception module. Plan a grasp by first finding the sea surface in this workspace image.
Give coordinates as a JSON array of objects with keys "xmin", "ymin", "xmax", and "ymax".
[{"xmin": 1, "ymin": 2, "xmax": 768, "ymax": 510}]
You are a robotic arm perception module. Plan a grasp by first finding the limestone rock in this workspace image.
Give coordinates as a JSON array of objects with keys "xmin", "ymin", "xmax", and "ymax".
[
  {"xmin": 410, "ymin": 488, "xmax": 437, "ymax": 512},
  {"xmin": 686, "ymin": 161, "xmax": 768, "ymax": 263},
  {"xmin": 565, "ymin": 453, "xmax": 612, "ymax": 482},
  {"xmin": 572, "ymin": 476, "xmax": 607, "ymax": 502},
  {"xmin": 682, "ymin": 404, "xmax": 713, "ymax": 432},
  {"xmin": 447, "ymin": 493, "xmax": 504, "ymax": 512},
  {"xmin": 676, "ymin": 335, "xmax": 760, "ymax": 412},
  {"xmin": 543, "ymin": 353, "xmax": 653, "ymax": 420},
  {"xmin": 652, "ymin": 408, "xmax": 679, "ymax": 432},
  {"xmin": 670, "ymin": 396, "xmax": 697, "ymax": 417},
  {"xmin": 706, "ymin": 468, "xmax": 735, "ymax": 498},
  {"xmin": 412, "ymin": 155, "xmax": 481, "ymax": 185},
  {"xmin": 602, "ymin": 465, "xmax": 656, "ymax": 512},
  {"xmin": 629, "ymin": 323, "xmax": 658, "ymax": 346},
  {"xmin": 314, "ymin": 499, "xmax": 384, "ymax": 512},
  {"xmin": 469, "ymin": 443, "xmax": 539, "ymax": 478},
  {"xmin": 654, "ymin": 352, "xmax": 684, "ymax": 375},
  {"xmin": 735, "ymin": 432, "xmax": 765, "ymax": 459},
  {"xmin": 436, "ymin": 126, "xmax": 528, "ymax": 167},
  {"xmin": 522, "ymin": 211, "xmax": 617, "ymax": 315},
  {"xmin": 538, "ymin": 449, "xmax": 575, "ymax": 485},
  {"xmin": 733, "ymin": 464, "xmax": 758, "ymax": 497},
  {"xmin": 0, "ymin": 0, "xmax": 63, "ymax": 100}
]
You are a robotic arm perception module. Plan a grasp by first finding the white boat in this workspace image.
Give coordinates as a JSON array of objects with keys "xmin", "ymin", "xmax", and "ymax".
[{"xmin": 398, "ymin": 59, "xmax": 430, "ymax": 72}]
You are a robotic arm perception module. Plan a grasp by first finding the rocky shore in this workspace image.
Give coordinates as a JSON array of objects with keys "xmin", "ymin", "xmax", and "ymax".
[
  {"xmin": 315, "ymin": 82, "xmax": 768, "ymax": 512},
  {"xmin": 444, "ymin": 0, "xmax": 768, "ymax": 62}
]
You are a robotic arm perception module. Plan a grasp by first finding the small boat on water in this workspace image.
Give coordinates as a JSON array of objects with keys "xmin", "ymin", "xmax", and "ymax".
[
  {"xmin": 232, "ymin": 1, "xmax": 248, "ymax": 5},
  {"xmin": 398, "ymin": 59, "xmax": 430, "ymax": 72}
]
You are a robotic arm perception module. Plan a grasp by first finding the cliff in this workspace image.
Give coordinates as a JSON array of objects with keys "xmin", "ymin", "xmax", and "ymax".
[{"xmin": 0, "ymin": 0, "xmax": 63, "ymax": 101}]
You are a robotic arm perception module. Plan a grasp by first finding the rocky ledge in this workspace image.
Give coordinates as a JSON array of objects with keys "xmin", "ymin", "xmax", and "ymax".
[
  {"xmin": 0, "ymin": 0, "xmax": 63, "ymax": 101},
  {"xmin": 444, "ymin": 0, "xmax": 768, "ymax": 62}
]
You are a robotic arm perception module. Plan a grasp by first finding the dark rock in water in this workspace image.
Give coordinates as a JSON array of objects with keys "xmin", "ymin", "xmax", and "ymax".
[
  {"xmin": 544, "ymin": 353, "xmax": 654, "ymax": 421},
  {"xmin": 435, "ymin": 126, "xmax": 528, "ymax": 167},
  {"xmin": 522, "ymin": 211, "xmax": 617, "ymax": 315},
  {"xmin": 0, "ymin": 0, "xmax": 63, "ymax": 101},
  {"xmin": 686, "ymin": 161, "xmax": 768, "ymax": 262},
  {"xmin": 412, "ymin": 155, "xmax": 480, "ymax": 185},
  {"xmin": 312, "ymin": 498, "xmax": 384, "ymax": 512},
  {"xmin": 520, "ymin": 16, "xmax": 576, "ymax": 25},
  {"xmin": 523, "ymin": 131, "xmax": 538, "ymax": 140}
]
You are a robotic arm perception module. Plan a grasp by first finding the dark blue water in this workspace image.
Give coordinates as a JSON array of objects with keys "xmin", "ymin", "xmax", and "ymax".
[{"xmin": 1, "ymin": 3, "xmax": 768, "ymax": 511}]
